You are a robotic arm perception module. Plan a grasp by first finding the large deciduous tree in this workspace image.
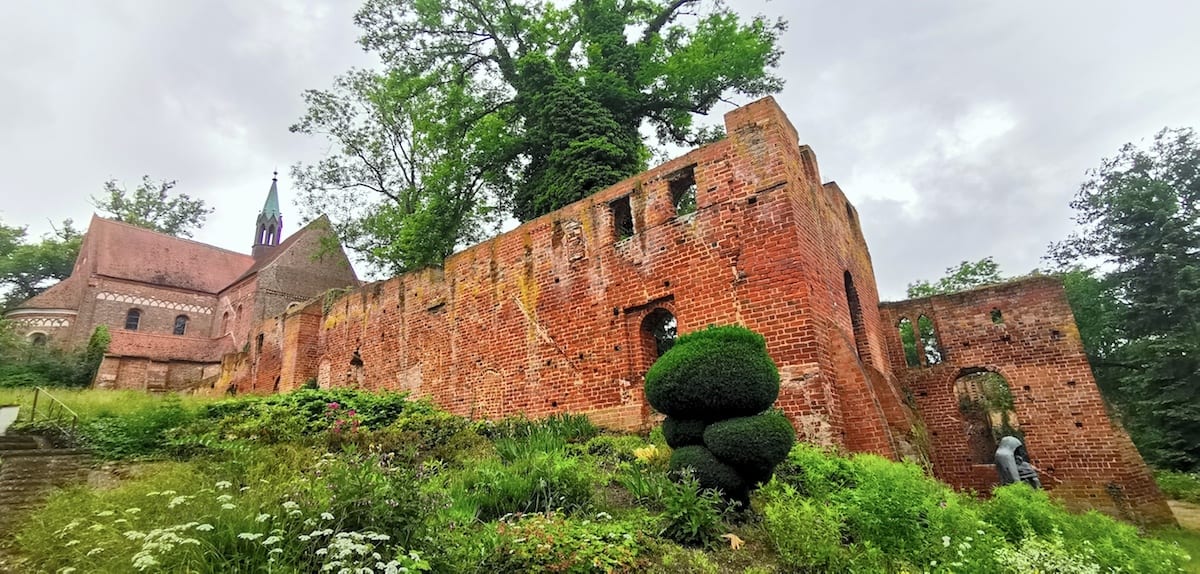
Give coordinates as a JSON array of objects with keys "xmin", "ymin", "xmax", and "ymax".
[
  {"xmin": 906, "ymin": 257, "xmax": 1004, "ymax": 299},
  {"xmin": 1049, "ymin": 127, "xmax": 1200, "ymax": 471},
  {"xmin": 0, "ymin": 219, "xmax": 82, "ymax": 311},
  {"xmin": 294, "ymin": 0, "xmax": 785, "ymax": 274},
  {"xmin": 93, "ymin": 176, "xmax": 213, "ymax": 238}
]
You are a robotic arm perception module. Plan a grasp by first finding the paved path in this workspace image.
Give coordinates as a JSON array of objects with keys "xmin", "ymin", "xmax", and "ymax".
[{"xmin": 1169, "ymin": 500, "xmax": 1200, "ymax": 531}]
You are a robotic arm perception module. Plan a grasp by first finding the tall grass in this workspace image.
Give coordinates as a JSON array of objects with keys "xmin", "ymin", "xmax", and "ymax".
[{"xmin": 0, "ymin": 387, "xmax": 214, "ymax": 422}]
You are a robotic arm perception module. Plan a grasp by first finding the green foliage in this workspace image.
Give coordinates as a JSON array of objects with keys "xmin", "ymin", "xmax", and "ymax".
[
  {"xmin": 1155, "ymin": 469, "xmax": 1200, "ymax": 504},
  {"xmin": 669, "ymin": 445, "xmax": 746, "ymax": 500},
  {"xmin": 702, "ymin": 410, "xmax": 794, "ymax": 482},
  {"xmin": 81, "ymin": 396, "xmax": 196, "ymax": 459},
  {"xmin": 446, "ymin": 449, "xmax": 595, "ymax": 521},
  {"xmin": 645, "ymin": 325, "xmax": 779, "ymax": 420},
  {"xmin": 0, "ymin": 218, "xmax": 81, "ymax": 311},
  {"xmin": 906, "ymin": 257, "xmax": 1004, "ymax": 298},
  {"xmin": 484, "ymin": 511, "xmax": 651, "ymax": 572},
  {"xmin": 92, "ymin": 176, "xmax": 213, "ymax": 238},
  {"xmin": 760, "ymin": 443, "xmax": 1190, "ymax": 573},
  {"xmin": 1049, "ymin": 127, "xmax": 1200, "ymax": 471},
  {"xmin": 662, "ymin": 417, "xmax": 707, "ymax": 448},
  {"xmin": 296, "ymin": 0, "xmax": 786, "ymax": 273},
  {"xmin": 658, "ymin": 471, "xmax": 724, "ymax": 547},
  {"xmin": 476, "ymin": 411, "xmax": 600, "ymax": 443},
  {"xmin": 617, "ymin": 461, "xmax": 674, "ymax": 508}
]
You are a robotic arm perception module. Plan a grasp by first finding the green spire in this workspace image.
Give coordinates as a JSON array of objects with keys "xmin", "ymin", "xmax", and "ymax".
[{"xmin": 261, "ymin": 171, "xmax": 281, "ymax": 218}]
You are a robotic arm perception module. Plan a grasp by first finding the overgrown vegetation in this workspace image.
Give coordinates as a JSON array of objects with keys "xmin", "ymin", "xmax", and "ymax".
[
  {"xmin": 0, "ymin": 324, "xmax": 109, "ymax": 388},
  {"xmin": 4, "ymin": 387, "xmax": 1193, "ymax": 573}
]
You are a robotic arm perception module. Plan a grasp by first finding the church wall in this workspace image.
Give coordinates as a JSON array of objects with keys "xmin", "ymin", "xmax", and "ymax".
[
  {"xmin": 214, "ymin": 277, "xmax": 260, "ymax": 351},
  {"xmin": 879, "ymin": 278, "xmax": 1174, "ymax": 525},
  {"xmin": 74, "ymin": 277, "xmax": 218, "ymax": 343},
  {"xmin": 254, "ymin": 228, "xmax": 359, "ymax": 321},
  {"xmin": 230, "ymin": 97, "xmax": 910, "ymax": 454}
]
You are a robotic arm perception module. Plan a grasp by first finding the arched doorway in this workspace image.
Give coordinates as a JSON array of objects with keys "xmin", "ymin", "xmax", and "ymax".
[
  {"xmin": 954, "ymin": 368, "xmax": 1021, "ymax": 464},
  {"xmin": 640, "ymin": 308, "xmax": 677, "ymax": 362}
]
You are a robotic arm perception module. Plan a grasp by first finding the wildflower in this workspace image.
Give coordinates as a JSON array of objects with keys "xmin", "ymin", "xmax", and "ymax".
[
  {"xmin": 65, "ymin": 540, "xmax": 81, "ymax": 547},
  {"xmin": 320, "ymin": 512, "xmax": 335, "ymax": 521},
  {"xmin": 256, "ymin": 513, "xmax": 272, "ymax": 523},
  {"xmin": 168, "ymin": 496, "xmax": 189, "ymax": 509},
  {"xmin": 238, "ymin": 532, "xmax": 264, "ymax": 541},
  {"xmin": 217, "ymin": 494, "xmax": 233, "ymax": 503},
  {"xmin": 161, "ymin": 490, "xmax": 177, "ymax": 496},
  {"xmin": 132, "ymin": 552, "xmax": 160, "ymax": 570},
  {"xmin": 270, "ymin": 548, "xmax": 283, "ymax": 554},
  {"xmin": 215, "ymin": 480, "xmax": 233, "ymax": 489},
  {"xmin": 123, "ymin": 531, "xmax": 147, "ymax": 540},
  {"xmin": 263, "ymin": 536, "xmax": 282, "ymax": 546},
  {"xmin": 282, "ymin": 501, "xmax": 300, "ymax": 511},
  {"xmin": 289, "ymin": 510, "xmax": 302, "ymax": 517},
  {"xmin": 88, "ymin": 524, "xmax": 105, "ymax": 531},
  {"xmin": 145, "ymin": 491, "xmax": 161, "ymax": 497},
  {"xmin": 240, "ymin": 486, "xmax": 251, "ymax": 492},
  {"xmin": 942, "ymin": 536, "xmax": 951, "ymax": 547},
  {"xmin": 87, "ymin": 547, "xmax": 105, "ymax": 556},
  {"xmin": 95, "ymin": 510, "xmax": 115, "ymax": 517},
  {"xmin": 196, "ymin": 524, "xmax": 214, "ymax": 532},
  {"xmin": 125, "ymin": 507, "xmax": 141, "ymax": 514}
]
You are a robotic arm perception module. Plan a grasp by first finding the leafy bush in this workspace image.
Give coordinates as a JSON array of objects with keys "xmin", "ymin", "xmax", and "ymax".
[
  {"xmin": 658, "ymin": 471, "xmax": 725, "ymax": 547},
  {"xmin": 644, "ymin": 325, "xmax": 779, "ymax": 420},
  {"xmin": 702, "ymin": 410, "xmax": 794, "ymax": 482},
  {"xmin": 80, "ymin": 396, "xmax": 196, "ymax": 459},
  {"xmin": 484, "ymin": 511, "xmax": 651, "ymax": 572},
  {"xmin": 584, "ymin": 433, "xmax": 648, "ymax": 467},
  {"xmin": 618, "ymin": 461, "xmax": 674, "ymax": 508},
  {"xmin": 763, "ymin": 482, "xmax": 849, "ymax": 572},
  {"xmin": 477, "ymin": 412, "xmax": 599, "ymax": 443},
  {"xmin": 1155, "ymin": 469, "xmax": 1200, "ymax": 503},
  {"xmin": 448, "ymin": 450, "xmax": 595, "ymax": 521},
  {"xmin": 669, "ymin": 445, "xmax": 746, "ymax": 501},
  {"xmin": 662, "ymin": 417, "xmax": 707, "ymax": 448}
]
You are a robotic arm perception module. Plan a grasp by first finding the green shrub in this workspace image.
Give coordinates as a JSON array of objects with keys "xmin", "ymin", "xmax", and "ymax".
[
  {"xmin": 772, "ymin": 442, "xmax": 859, "ymax": 499},
  {"xmin": 449, "ymin": 451, "xmax": 595, "ymax": 521},
  {"xmin": 644, "ymin": 325, "xmax": 779, "ymax": 420},
  {"xmin": 478, "ymin": 412, "xmax": 599, "ymax": 443},
  {"xmin": 662, "ymin": 417, "xmax": 707, "ymax": 448},
  {"xmin": 618, "ymin": 461, "xmax": 673, "ymax": 508},
  {"xmin": 484, "ymin": 511, "xmax": 651, "ymax": 572},
  {"xmin": 1155, "ymin": 469, "xmax": 1200, "ymax": 503},
  {"xmin": 658, "ymin": 471, "xmax": 725, "ymax": 547},
  {"xmin": 80, "ymin": 396, "xmax": 196, "ymax": 459},
  {"xmin": 584, "ymin": 434, "xmax": 648, "ymax": 466},
  {"xmin": 702, "ymin": 410, "xmax": 794, "ymax": 482},
  {"xmin": 762, "ymin": 482, "xmax": 849, "ymax": 572},
  {"xmin": 669, "ymin": 445, "xmax": 746, "ymax": 499}
]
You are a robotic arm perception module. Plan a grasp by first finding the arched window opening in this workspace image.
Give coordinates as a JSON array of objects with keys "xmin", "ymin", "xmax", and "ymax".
[
  {"xmin": 124, "ymin": 309, "xmax": 141, "ymax": 331},
  {"xmin": 641, "ymin": 308, "xmax": 677, "ymax": 361},
  {"xmin": 258, "ymin": 226, "xmax": 266, "ymax": 245},
  {"xmin": 990, "ymin": 308, "xmax": 1004, "ymax": 324},
  {"xmin": 221, "ymin": 311, "xmax": 230, "ymax": 334},
  {"xmin": 917, "ymin": 314, "xmax": 943, "ymax": 365},
  {"xmin": 955, "ymin": 369, "xmax": 1021, "ymax": 464},
  {"xmin": 267, "ymin": 225, "xmax": 276, "ymax": 245},
  {"xmin": 844, "ymin": 271, "xmax": 869, "ymax": 360},
  {"xmin": 256, "ymin": 333, "xmax": 265, "ymax": 354},
  {"xmin": 896, "ymin": 317, "xmax": 920, "ymax": 368},
  {"xmin": 29, "ymin": 333, "xmax": 47, "ymax": 347},
  {"xmin": 173, "ymin": 315, "xmax": 189, "ymax": 336}
]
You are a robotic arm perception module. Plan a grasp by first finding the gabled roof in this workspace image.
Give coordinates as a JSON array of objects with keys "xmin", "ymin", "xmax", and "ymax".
[
  {"xmin": 229, "ymin": 215, "xmax": 337, "ymax": 285},
  {"xmin": 87, "ymin": 216, "xmax": 255, "ymax": 293},
  {"xmin": 14, "ymin": 275, "xmax": 83, "ymax": 310}
]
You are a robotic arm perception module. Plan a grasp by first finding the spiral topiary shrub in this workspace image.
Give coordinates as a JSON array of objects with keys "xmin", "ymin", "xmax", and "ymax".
[
  {"xmin": 669, "ymin": 445, "xmax": 746, "ymax": 499},
  {"xmin": 703, "ymin": 410, "xmax": 795, "ymax": 482},
  {"xmin": 647, "ymin": 325, "xmax": 794, "ymax": 501},
  {"xmin": 644, "ymin": 326, "xmax": 779, "ymax": 421},
  {"xmin": 662, "ymin": 417, "xmax": 707, "ymax": 448}
]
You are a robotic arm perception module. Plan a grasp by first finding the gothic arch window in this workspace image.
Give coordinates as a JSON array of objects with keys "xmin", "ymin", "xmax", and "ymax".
[
  {"xmin": 640, "ymin": 308, "xmax": 677, "ymax": 361},
  {"xmin": 173, "ymin": 315, "xmax": 189, "ymax": 336},
  {"xmin": 267, "ymin": 224, "xmax": 276, "ymax": 244},
  {"xmin": 124, "ymin": 309, "xmax": 142, "ymax": 331},
  {"xmin": 955, "ymin": 368, "xmax": 1021, "ymax": 464},
  {"xmin": 221, "ymin": 311, "xmax": 230, "ymax": 334},
  {"xmin": 896, "ymin": 317, "xmax": 920, "ymax": 368},
  {"xmin": 28, "ymin": 332, "xmax": 47, "ymax": 347},
  {"xmin": 917, "ymin": 314, "xmax": 943, "ymax": 365}
]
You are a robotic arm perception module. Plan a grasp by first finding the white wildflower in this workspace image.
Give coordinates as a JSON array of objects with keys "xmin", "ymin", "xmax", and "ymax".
[
  {"xmin": 196, "ymin": 524, "xmax": 214, "ymax": 532},
  {"xmin": 95, "ymin": 510, "xmax": 115, "ymax": 517},
  {"xmin": 270, "ymin": 548, "xmax": 283, "ymax": 554},
  {"xmin": 320, "ymin": 512, "xmax": 335, "ymax": 521},
  {"xmin": 65, "ymin": 540, "xmax": 80, "ymax": 547},
  {"xmin": 221, "ymin": 503, "xmax": 237, "ymax": 510},
  {"xmin": 282, "ymin": 501, "xmax": 300, "ymax": 511},
  {"xmin": 87, "ymin": 547, "xmax": 105, "ymax": 556},
  {"xmin": 942, "ymin": 536, "xmax": 951, "ymax": 547},
  {"xmin": 216, "ymin": 494, "xmax": 233, "ymax": 503},
  {"xmin": 263, "ymin": 536, "xmax": 282, "ymax": 546},
  {"xmin": 125, "ymin": 507, "xmax": 141, "ymax": 514},
  {"xmin": 123, "ymin": 531, "xmax": 146, "ymax": 540},
  {"xmin": 215, "ymin": 481, "xmax": 233, "ymax": 489},
  {"xmin": 167, "ymin": 496, "xmax": 189, "ymax": 509},
  {"xmin": 238, "ymin": 532, "xmax": 264, "ymax": 541},
  {"xmin": 256, "ymin": 513, "xmax": 272, "ymax": 523}
]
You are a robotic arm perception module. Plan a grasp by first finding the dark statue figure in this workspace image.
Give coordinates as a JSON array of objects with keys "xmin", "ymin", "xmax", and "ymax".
[{"xmin": 995, "ymin": 435, "xmax": 1041, "ymax": 489}]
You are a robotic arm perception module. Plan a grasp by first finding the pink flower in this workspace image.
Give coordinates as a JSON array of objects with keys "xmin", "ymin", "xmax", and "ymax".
[{"xmin": 327, "ymin": 402, "xmax": 340, "ymax": 410}]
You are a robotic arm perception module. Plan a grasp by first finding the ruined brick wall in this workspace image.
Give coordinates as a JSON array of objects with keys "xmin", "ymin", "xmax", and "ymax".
[
  {"xmin": 879, "ymin": 278, "xmax": 1174, "ymax": 525},
  {"xmin": 95, "ymin": 356, "xmax": 219, "ymax": 392},
  {"xmin": 231, "ymin": 97, "xmax": 917, "ymax": 454}
]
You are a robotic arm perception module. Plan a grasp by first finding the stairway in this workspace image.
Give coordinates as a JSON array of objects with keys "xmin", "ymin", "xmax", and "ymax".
[{"xmin": 0, "ymin": 434, "xmax": 90, "ymax": 534}]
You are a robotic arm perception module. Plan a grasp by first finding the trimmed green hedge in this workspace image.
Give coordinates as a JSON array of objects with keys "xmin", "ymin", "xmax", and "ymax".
[
  {"xmin": 644, "ymin": 326, "xmax": 779, "ymax": 420},
  {"xmin": 703, "ymin": 410, "xmax": 795, "ymax": 479},
  {"xmin": 669, "ymin": 445, "xmax": 746, "ymax": 498},
  {"xmin": 662, "ymin": 417, "xmax": 707, "ymax": 448}
]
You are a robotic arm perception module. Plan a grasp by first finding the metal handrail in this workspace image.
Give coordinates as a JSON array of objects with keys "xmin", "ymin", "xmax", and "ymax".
[{"xmin": 28, "ymin": 387, "xmax": 79, "ymax": 433}]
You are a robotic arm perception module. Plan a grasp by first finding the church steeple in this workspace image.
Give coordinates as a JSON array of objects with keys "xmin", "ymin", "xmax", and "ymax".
[{"xmin": 252, "ymin": 171, "xmax": 284, "ymax": 257}]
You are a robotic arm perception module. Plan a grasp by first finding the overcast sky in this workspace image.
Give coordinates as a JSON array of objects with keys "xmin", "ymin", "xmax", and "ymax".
[{"xmin": 1, "ymin": 1, "xmax": 1197, "ymax": 300}]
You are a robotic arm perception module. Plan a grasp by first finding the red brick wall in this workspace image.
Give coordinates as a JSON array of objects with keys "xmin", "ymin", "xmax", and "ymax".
[
  {"xmin": 879, "ymin": 278, "xmax": 1174, "ymax": 525},
  {"xmin": 229, "ymin": 97, "xmax": 916, "ymax": 456}
]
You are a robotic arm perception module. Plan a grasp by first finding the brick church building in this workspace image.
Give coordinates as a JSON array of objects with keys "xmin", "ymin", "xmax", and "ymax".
[
  {"xmin": 5, "ymin": 98, "xmax": 1175, "ymax": 524},
  {"xmin": 4, "ymin": 175, "xmax": 359, "ymax": 391}
]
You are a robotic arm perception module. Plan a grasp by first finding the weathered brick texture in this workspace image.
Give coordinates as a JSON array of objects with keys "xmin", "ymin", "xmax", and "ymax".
[{"xmin": 879, "ymin": 278, "xmax": 1174, "ymax": 525}]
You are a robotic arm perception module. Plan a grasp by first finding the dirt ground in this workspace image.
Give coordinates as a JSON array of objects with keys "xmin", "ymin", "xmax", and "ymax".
[{"xmin": 1170, "ymin": 500, "xmax": 1200, "ymax": 531}]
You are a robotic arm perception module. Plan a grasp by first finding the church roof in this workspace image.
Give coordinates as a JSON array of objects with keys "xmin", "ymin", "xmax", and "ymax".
[
  {"xmin": 260, "ymin": 175, "xmax": 282, "ymax": 219},
  {"xmin": 86, "ymin": 216, "xmax": 255, "ymax": 294},
  {"xmin": 231, "ymin": 215, "xmax": 336, "ymax": 285},
  {"xmin": 13, "ymin": 275, "xmax": 83, "ymax": 310}
]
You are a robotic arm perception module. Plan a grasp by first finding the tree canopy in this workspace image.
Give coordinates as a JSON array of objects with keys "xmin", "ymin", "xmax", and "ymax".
[
  {"xmin": 906, "ymin": 257, "xmax": 1004, "ymax": 299},
  {"xmin": 293, "ymin": 0, "xmax": 786, "ymax": 274},
  {"xmin": 93, "ymin": 176, "xmax": 213, "ymax": 238},
  {"xmin": 1049, "ymin": 127, "xmax": 1200, "ymax": 471},
  {"xmin": 0, "ymin": 219, "xmax": 82, "ymax": 311}
]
